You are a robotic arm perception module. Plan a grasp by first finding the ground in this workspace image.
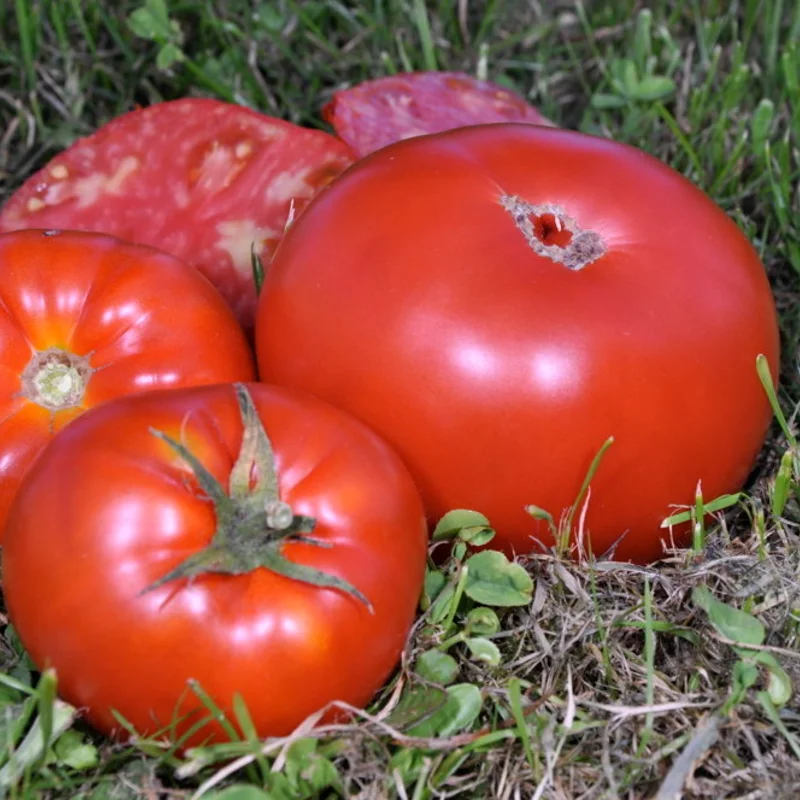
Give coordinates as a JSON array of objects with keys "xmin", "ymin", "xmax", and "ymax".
[{"xmin": 0, "ymin": 1, "xmax": 799, "ymax": 798}]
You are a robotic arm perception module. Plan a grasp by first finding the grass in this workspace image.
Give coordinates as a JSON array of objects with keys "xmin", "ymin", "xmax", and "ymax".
[{"xmin": 0, "ymin": 0, "xmax": 799, "ymax": 797}]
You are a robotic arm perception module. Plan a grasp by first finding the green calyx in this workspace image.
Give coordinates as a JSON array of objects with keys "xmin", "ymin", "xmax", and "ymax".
[{"xmin": 141, "ymin": 384, "xmax": 372, "ymax": 611}]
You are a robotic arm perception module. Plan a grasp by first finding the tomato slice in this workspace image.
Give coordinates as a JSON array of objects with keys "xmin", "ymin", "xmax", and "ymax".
[
  {"xmin": 322, "ymin": 70, "xmax": 554, "ymax": 157},
  {"xmin": 0, "ymin": 99, "xmax": 355, "ymax": 330}
]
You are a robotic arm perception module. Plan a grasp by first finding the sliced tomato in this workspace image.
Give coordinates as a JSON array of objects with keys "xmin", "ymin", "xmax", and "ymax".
[
  {"xmin": 0, "ymin": 99, "xmax": 355, "ymax": 330},
  {"xmin": 3, "ymin": 382, "xmax": 428, "ymax": 746},
  {"xmin": 322, "ymin": 71, "xmax": 554, "ymax": 157}
]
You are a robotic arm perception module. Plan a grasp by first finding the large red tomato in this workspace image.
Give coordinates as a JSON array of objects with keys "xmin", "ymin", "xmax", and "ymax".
[
  {"xmin": 322, "ymin": 71, "xmax": 553, "ymax": 157},
  {"xmin": 255, "ymin": 124, "xmax": 780, "ymax": 564},
  {"xmin": 2, "ymin": 383, "xmax": 427, "ymax": 747},
  {"xmin": 0, "ymin": 229, "xmax": 254, "ymax": 540}
]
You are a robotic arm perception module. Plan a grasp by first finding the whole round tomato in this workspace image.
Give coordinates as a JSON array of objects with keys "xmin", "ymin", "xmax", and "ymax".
[
  {"xmin": 2, "ymin": 382, "xmax": 427, "ymax": 746},
  {"xmin": 0, "ymin": 229, "xmax": 255, "ymax": 540},
  {"xmin": 255, "ymin": 124, "xmax": 780, "ymax": 564}
]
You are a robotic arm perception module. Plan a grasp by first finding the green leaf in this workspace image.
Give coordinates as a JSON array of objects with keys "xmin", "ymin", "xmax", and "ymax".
[
  {"xmin": 284, "ymin": 738, "xmax": 342, "ymax": 795},
  {"xmin": 771, "ymin": 449, "xmax": 794, "ymax": 516},
  {"xmin": 766, "ymin": 663, "xmax": 793, "ymax": 707},
  {"xmin": 127, "ymin": 7, "xmax": 160, "ymax": 39},
  {"xmin": 633, "ymin": 8, "xmax": 653, "ymax": 67},
  {"xmin": 693, "ymin": 586, "xmax": 765, "ymax": 645},
  {"xmin": 205, "ymin": 786, "xmax": 273, "ymax": 800},
  {"xmin": 0, "ymin": 699, "xmax": 77, "ymax": 788},
  {"xmin": 507, "ymin": 677, "xmax": 537, "ymax": 773},
  {"xmin": 432, "ymin": 509, "xmax": 491, "ymax": 540},
  {"xmin": 390, "ymin": 747, "xmax": 426, "ymax": 784},
  {"xmin": 464, "ymin": 637, "xmax": 501, "ymax": 666},
  {"xmin": 127, "ymin": 0, "xmax": 178, "ymax": 42},
  {"xmin": 251, "ymin": 247, "xmax": 265, "ymax": 295},
  {"xmin": 156, "ymin": 42, "xmax": 185, "ymax": 70},
  {"xmin": 757, "ymin": 692, "xmax": 800, "ymax": 760},
  {"xmin": 525, "ymin": 504, "xmax": 555, "ymax": 524},
  {"xmin": 460, "ymin": 525, "xmax": 495, "ymax": 547},
  {"xmin": 52, "ymin": 729, "xmax": 98, "ymax": 770},
  {"xmin": 744, "ymin": 650, "xmax": 793, "ymax": 707},
  {"xmin": 630, "ymin": 75, "xmax": 676, "ymax": 101},
  {"xmin": 421, "ymin": 568, "xmax": 447, "ymax": 610},
  {"xmin": 383, "ymin": 684, "xmax": 448, "ymax": 731},
  {"xmin": 37, "ymin": 668, "xmax": 59, "ymax": 756},
  {"xmin": 751, "ymin": 98, "xmax": 775, "ymax": 158},
  {"xmin": 0, "ymin": 698, "xmax": 36, "ymax": 754},
  {"xmin": 408, "ymin": 683, "xmax": 483, "ymax": 738},
  {"xmin": 756, "ymin": 354, "xmax": 796, "ymax": 447},
  {"xmin": 415, "ymin": 650, "xmax": 459, "ymax": 685},
  {"xmin": 661, "ymin": 493, "xmax": 741, "ymax": 527},
  {"xmin": 732, "ymin": 660, "xmax": 759, "ymax": 691},
  {"xmin": 590, "ymin": 93, "xmax": 627, "ymax": 109},
  {"xmin": 255, "ymin": 4, "xmax": 286, "ymax": 32},
  {"xmin": 463, "ymin": 551, "xmax": 533, "ymax": 607},
  {"xmin": 613, "ymin": 58, "xmax": 639, "ymax": 94},
  {"xmin": 230, "ymin": 692, "xmax": 259, "ymax": 742},
  {"xmin": 428, "ymin": 581, "xmax": 457, "ymax": 624},
  {"xmin": 464, "ymin": 607, "xmax": 501, "ymax": 636}
]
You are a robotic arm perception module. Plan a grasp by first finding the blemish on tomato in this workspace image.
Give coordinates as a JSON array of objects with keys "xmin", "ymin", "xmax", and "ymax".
[
  {"xmin": 49, "ymin": 164, "xmax": 69, "ymax": 180},
  {"xmin": 235, "ymin": 141, "xmax": 253, "ymax": 160},
  {"xmin": 500, "ymin": 195, "xmax": 606, "ymax": 271}
]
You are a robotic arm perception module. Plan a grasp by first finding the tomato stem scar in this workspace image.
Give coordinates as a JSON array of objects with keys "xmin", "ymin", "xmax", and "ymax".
[
  {"xmin": 141, "ymin": 384, "xmax": 373, "ymax": 611},
  {"xmin": 20, "ymin": 347, "xmax": 93, "ymax": 411},
  {"xmin": 500, "ymin": 195, "xmax": 606, "ymax": 270}
]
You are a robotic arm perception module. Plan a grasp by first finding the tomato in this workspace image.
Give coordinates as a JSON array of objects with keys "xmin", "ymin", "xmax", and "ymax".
[
  {"xmin": 0, "ymin": 228, "xmax": 254, "ymax": 540},
  {"xmin": 0, "ymin": 98, "xmax": 355, "ymax": 330},
  {"xmin": 255, "ymin": 124, "xmax": 780, "ymax": 564},
  {"xmin": 323, "ymin": 70, "xmax": 553, "ymax": 157},
  {"xmin": 2, "ymin": 382, "xmax": 427, "ymax": 746}
]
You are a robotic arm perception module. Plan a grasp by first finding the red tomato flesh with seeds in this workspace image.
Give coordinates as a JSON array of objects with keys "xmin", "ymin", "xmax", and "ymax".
[
  {"xmin": 322, "ymin": 71, "xmax": 554, "ymax": 157},
  {"xmin": 0, "ymin": 228, "xmax": 254, "ymax": 539},
  {"xmin": 0, "ymin": 98, "xmax": 355, "ymax": 330},
  {"xmin": 255, "ymin": 124, "xmax": 780, "ymax": 564},
  {"xmin": 2, "ymin": 383, "xmax": 428, "ymax": 747}
]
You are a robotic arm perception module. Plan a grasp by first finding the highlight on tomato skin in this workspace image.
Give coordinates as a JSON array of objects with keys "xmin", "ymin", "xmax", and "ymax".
[
  {"xmin": 0, "ymin": 227, "xmax": 256, "ymax": 542},
  {"xmin": 1, "ymin": 382, "xmax": 429, "ymax": 749},
  {"xmin": 254, "ymin": 122, "xmax": 781, "ymax": 565}
]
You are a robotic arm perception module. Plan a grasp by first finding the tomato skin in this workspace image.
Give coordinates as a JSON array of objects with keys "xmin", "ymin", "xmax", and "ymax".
[
  {"xmin": 255, "ymin": 124, "xmax": 780, "ymax": 564},
  {"xmin": 0, "ymin": 229, "xmax": 255, "ymax": 539},
  {"xmin": 2, "ymin": 383, "xmax": 427, "ymax": 746}
]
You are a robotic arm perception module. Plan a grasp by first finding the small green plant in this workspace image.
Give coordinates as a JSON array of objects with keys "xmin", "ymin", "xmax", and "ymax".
[
  {"xmin": 590, "ymin": 10, "xmax": 677, "ymax": 109},
  {"xmin": 692, "ymin": 584, "xmax": 798, "ymax": 759},
  {"xmin": 127, "ymin": 0, "xmax": 185, "ymax": 70},
  {"xmin": 418, "ymin": 509, "xmax": 534, "ymax": 679},
  {"xmin": 0, "ymin": 665, "xmax": 98, "ymax": 791}
]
